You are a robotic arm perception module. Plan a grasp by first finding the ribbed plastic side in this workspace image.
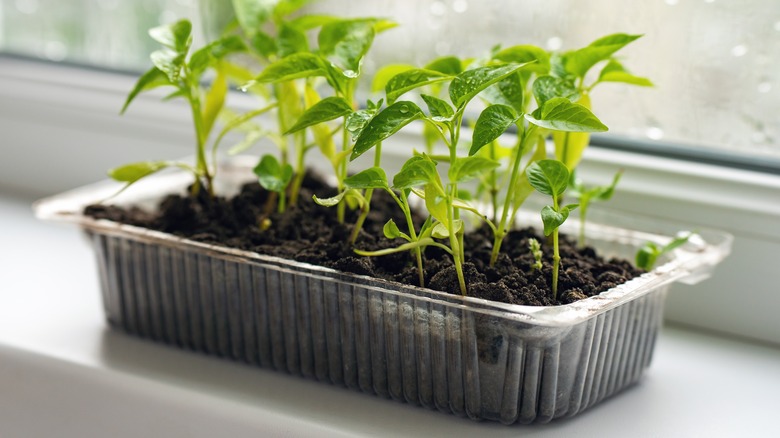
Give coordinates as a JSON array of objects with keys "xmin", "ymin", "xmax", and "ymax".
[{"xmin": 91, "ymin": 231, "xmax": 667, "ymax": 424}]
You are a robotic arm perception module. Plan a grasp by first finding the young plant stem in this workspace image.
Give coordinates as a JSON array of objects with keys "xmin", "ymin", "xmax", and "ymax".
[
  {"xmin": 274, "ymin": 84, "xmax": 290, "ymax": 168},
  {"xmin": 552, "ymin": 225, "xmax": 561, "ymax": 300},
  {"xmin": 188, "ymin": 88, "xmax": 214, "ymax": 198},
  {"xmin": 336, "ymin": 121, "xmax": 348, "ymax": 223},
  {"xmin": 446, "ymin": 197, "xmax": 467, "ymax": 295},
  {"xmin": 349, "ymin": 143, "xmax": 382, "ymax": 244},
  {"xmin": 449, "ymin": 115, "xmax": 465, "ymax": 262},
  {"xmin": 386, "ymin": 189, "xmax": 425, "ymax": 287},
  {"xmin": 288, "ymin": 130, "xmax": 307, "ymax": 206},
  {"xmin": 490, "ymin": 126, "xmax": 534, "ymax": 265},
  {"xmin": 489, "ymin": 140, "xmax": 499, "ymax": 225}
]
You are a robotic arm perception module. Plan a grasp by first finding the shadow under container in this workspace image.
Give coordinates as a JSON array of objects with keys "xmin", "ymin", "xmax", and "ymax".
[{"xmin": 34, "ymin": 160, "xmax": 732, "ymax": 424}]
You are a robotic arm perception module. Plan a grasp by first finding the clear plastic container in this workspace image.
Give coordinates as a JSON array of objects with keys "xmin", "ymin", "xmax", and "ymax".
[{"xmin": 34, "ymin": 158, "xmax": 732, "ymax": 424}]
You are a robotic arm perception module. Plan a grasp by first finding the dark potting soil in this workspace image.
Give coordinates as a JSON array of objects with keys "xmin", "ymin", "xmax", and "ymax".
[{"xmin": 85, "ymin": 173, "xmax": 644, "ymax": 306}]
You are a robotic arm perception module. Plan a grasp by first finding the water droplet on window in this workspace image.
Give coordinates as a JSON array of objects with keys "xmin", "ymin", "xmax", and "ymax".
[
  {"xmin": 546, "ymin": 37, "xmax": 562, "ymax": 51},
  {"xmin": 15, "ymin": 0, "xmax": 39, "ymax": 14},
  {"xmin": 731, "ymin": 45, "xmax": 748, "ymax": 57},
  {"xmin": 430, "ymin": 1, "xmax": 447, "ymax": 16},
  {"xmin": 757, "ymin": 82, "xmax": 772, "ymax": 93},
  {"xmin": 44, "ymin": 41, "xmax": 67, "ymax": 61},
  {"xmin": 665, "ymin": 0, "xmax": 679, "ymax": 5},
  {"xmin": 646, "ymin": 126, "xmax": 664, "ymax": 140},
  {"xmin": 453, "ymin": 0, "xmax": 468, "ymax": 13}
]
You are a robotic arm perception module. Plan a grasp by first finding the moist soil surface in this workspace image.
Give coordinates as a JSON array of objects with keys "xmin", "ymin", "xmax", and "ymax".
[{"xmin": 85, "ymin": 173, "xmax": 644, "ymax": 306}]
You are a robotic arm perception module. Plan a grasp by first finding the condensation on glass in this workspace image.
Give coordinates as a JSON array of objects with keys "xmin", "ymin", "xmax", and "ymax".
[{"xmin": 0, "ymin": 0, "xmax": 778, "ymax": 159}]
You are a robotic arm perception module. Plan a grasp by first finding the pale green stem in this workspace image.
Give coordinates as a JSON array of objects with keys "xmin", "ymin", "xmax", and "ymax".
[
  {"xmin": 349, "ymin": 143, "xmax": 382, "ymax": 244},
  {"xmin": 491, "ymin": 127, "xmax": 533, "ymax": 265},
  {"xmin": 386, "ymin": 189, "xmax": 425, "ymax": 287},
  {"xmin": 289, "ymin": 130, "xmax": 306, "ymax": 207}
]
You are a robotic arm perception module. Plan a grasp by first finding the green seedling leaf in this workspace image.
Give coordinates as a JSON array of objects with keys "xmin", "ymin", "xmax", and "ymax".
[
  {"xmin": 108, "ymin": 161, "xmax": 170, "ymax": 183},
  {"xmin": 253, "ymin": 53, "xmax": 326, "ymax": 83},
  {"xmin": 231, "ymin": 0, "xmax": 276, "ymax": 36},
  {"xmin": 276, "ymin": 23, "xmax": 309, "ymax": 58},
  {"xmin": 150, "ymin": 49, "xmax": 186, "ymax": 82},
  {"xmin": 470, "ymin": 104, "xmax": 519, "ymax": 155},
  {"xmin": 635, "ymin": 241, "xmax": 660, "ymax": 271},
  {"xmin": 482, "ymin": 73, "xmax": 524, "ymax": 114},
  {"xmin": 424, "ymin": 56, "xmax": 463, "ymax": 75},
  {"xmin": 552, "ymin": 94, "xmax": 593, "ymax": 168},
  {"xmin": 288, "ymin": 14, "xmax": 339, "ymax": 30},
  {"xmin": 638, "ymin": 232, "xmax": 696, "ymax": 270},
  {"xmin": 201, "ymin": 66, "xmax": 228, "ymax": 137},
  {"xmin": 540, "ymin": 204, "xmax": 578, "ymax": 236},
  {"xmin": 449, "ymin": 156, "xmax": 500, "ymax": 184},
  {"xmin": 587, "ymin": 170, "xmax": 623, "ymax": 201},
  {"xmin": 385, "ymin": 69, "xmax": 452, "ymax": 104},
  {"xmin": 493, "ymin": 45, "xmax": 549, "ymax": 73},
  {"xmin": 420, "ymin": 94, "xmax": 454, "ymax": 121},
  {"xmin": 532, "ymin": 75, "xmax": 579, "ymax": 106},
  {"xmin": 149, "ymin": 19, "xmax": 192, "ymax": 53},
  {"xmin": 432, "ymin": 220, "xmax": 464, "ymax": 239},
  {"xmin": 121, "ymin": 67, "xmax": 171, "ymax": 114},
  {"xmin": 383, "ymin": 219, "xmax": 406, "ymax": 240},
  {"xmin": 189, "ymin": 35, "xmax": 247, "ymax": 76},
  {"xmin": 352, "ymin": 101, "xmax": 424, "ymax": 160},
  {"xmin": 285, "ymin": 96, "xmax": 353, "ymax": 134},
  {"xmin": 314, "ymin": 188, "xmax": 366, "ymax": 208},
  {"xmin": 346, "ymin": 106, "xmax": 379, "ymax": 141},
  {"xmin": 273, "ymin": 0, "xmax": 312, "ymax": 19},
  {"xmin": 449, "ymin": 63, "xmax": 528, "ymax": 108},
  {"xmin": 253, "ymin": 154, "xmax": 293, "ymax": 193},
  {"xmin": 318, "ymin": 18, "xmax": 385, "ymax": 76},
  {"xmin": 344, "ymin": 167, "xmax": 389, "ymax": 189},
  {"xmin": 526, "ymin": 97, "xmax": 608, "ymax": 132},
  {"xmin": 251, "ymin": 30, "xmax": 277, "ymax": 58},
  {"xmin": 563, "ymin": 33, "xmax": 643, "ymax": 78},
  {"xmin": 372, "ymin": 64, "xmax": 414, "ymax": 92},
  {"xmin": 597, "ymin": 59, "xmax": 653, "ymax": 87},
  {"xmin": 392, "ymin": 155, "xmax": 439, "ymax": 189},
  {"xmin": 526, "ymin": 159, "xmax": 570, "ymax": 197},
  {"xmin": 425, "ymin": 183, "xmax": 449, "ymax": 225}
]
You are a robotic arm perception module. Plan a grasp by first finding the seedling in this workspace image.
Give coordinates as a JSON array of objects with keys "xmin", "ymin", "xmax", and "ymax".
[
  {"xmin": 636, "ymin": 232, "xmax": 693, "ymax": 270},
  {"xmin": 251, "ymin": 17, "xmax": 396, "ymax": 221},
  {"xmin": 111, "ymin": 19, "xmax": 251, "ymax": 198},
  {"xmin": 526, "ymin": 160, "xmax": 579, "ymax": 299},
  {"xmin": 549, "ymin": 34, "xmax": 652, "ymax": 171},
  {"xmin": 253, "ymin": 154, "xmax": 293, "ymax": 212},
  {"xmin": 529, "ymin": 238, "xmax": 543, "ymax": 272},
  {"xmin": 314, "ymin": 158, "xmax": 453, "ymax": 288},
  {"xmin": 569, "ymin": 170, "xmax": 622, "ymax": 247}
]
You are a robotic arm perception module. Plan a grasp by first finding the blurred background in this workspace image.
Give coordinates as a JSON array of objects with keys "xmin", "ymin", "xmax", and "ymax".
[{"xmin": 1, "ymin": 0, "xmax": 778, "ymax": 166}]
